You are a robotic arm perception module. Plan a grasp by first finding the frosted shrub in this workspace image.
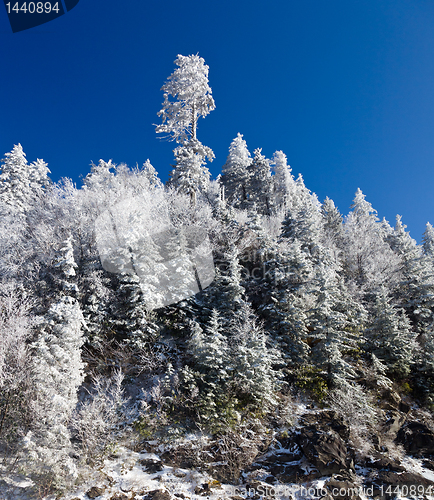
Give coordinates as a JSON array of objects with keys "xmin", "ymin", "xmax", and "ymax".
[{"xmin": 72, "ymin": 370, "xmax": 128, "ymax": 466}]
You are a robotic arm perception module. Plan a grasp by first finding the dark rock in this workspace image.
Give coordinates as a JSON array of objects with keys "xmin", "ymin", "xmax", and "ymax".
[
  {"xmin": 144, "ymin": 490, "xmax": 171, "ymax": 500},
  {"xmin": 86, "ymin": 486, "xmax": 105, "ymax": 499},
  {"xmin": 300, "ymin": 426, "xmax": 348, "ymax": 475},
  {"xmin": 194, "ymin": 483, "xmax": 210, "ymax": 495},
  {"xmin": 399, "ymin": 400, "xmax": 411, "ymax": 414},
  {"xmin": 423, "ymin": 459, "xmax": 434, "ymax": 471},
  {"xmin": 367, "ymin": 457, "xmax": 406, "ymax": 472},
  {"xmin": 397, "ymin": 421, "xmax": 434, "ymax": 456},
  {"xmin": 109, "ymin": 494, "xmax": 129, "ymax": 500},
  {"xmin": 300, "ymin": 410, "xmax": 350, "ymax": 441},
  {"xmin": 276, "ymin": 464, "xmax": 307, "ymax": 483},
  {"xmin": 378, "ymin": 389, "xmax": 401, "ymax": 411},
  {"xmin": 376, "ymin": 470, "xmax": 434, "ymax": 487},
  {"xmin": 326, "ymin": 477, "xmax": 362, "ymax": 500},
  {"xmin": 139, "ymin": 458, "xmax": 164, "ymax": 473}
]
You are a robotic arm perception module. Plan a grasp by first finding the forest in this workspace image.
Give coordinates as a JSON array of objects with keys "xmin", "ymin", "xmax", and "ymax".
[{"xmin": 1, "ymin": 54, "xmax": 434, "ymax": 499}]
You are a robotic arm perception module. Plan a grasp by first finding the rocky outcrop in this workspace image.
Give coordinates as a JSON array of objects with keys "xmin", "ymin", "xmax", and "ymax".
[
  {"xmin": 299, "ymin": 426, "xmax": 349, "ymax": 475},
  {"xmin": 397, "ymin": 421, "xmax": 434, "ymax": 456}
]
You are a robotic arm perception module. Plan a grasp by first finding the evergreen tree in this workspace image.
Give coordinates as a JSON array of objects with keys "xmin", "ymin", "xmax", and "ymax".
[
  {"xmin": 0, "ymin": 144, "xmax": 51, "ymax": 213},
  {"xmin": 260, "ymin": 240, "xmax": 312, "ymax": 366},
  {"xmin": 422, "ymin": 222, "xmax": 434, "ymax": 259},
  {"xmin": 343, "ymin": 189, "xmax": 399, "ymax": 290},
  {"xmin": 112, "ymin": 272, "xmax": 160, "ymax": 348},
  {"xmin": 156, "ymin": 54, "xmax": 215, "ymax": 201},
  {"xmin": 321, "ymin": 197, "xmax": 344, "ymax": 251},
  {"xmin": 230, "ymin": 302, "xmax": 279, "ymax": 407},
  {"xmin": 141, "ymin": 159, "xmax": 163, "ymax": 189},
  {"xmin": 387, "ymin": 215, "xmax": 434, "ymax": 333},
  {"xmin": 308, "ymin": 262, "xmax": 363, "ymax": 387},
  {"xmin": 248, "ymin": 148, "xmax": 273, "ymax": 215},
  {"xmin": 365, "ymin": 287, "xmax": 415, "ymax": 378},
  {"xmin": 156, "ymin": 54, "xmax": 215, "ymax": 144},
  {"xmin": 25, "ymin": 240, "xmax": 85, "ymax": 486},
  {"xmin": 221, "ymin": 133, "xmax": 251, "ymax": 207},
  {"xmin": 168, "ymin": 140, "xmax": 211, "ymax": 202},
  {"xmin": 272, "ymin": 150, "xmax": 295, "ymax": 210}
]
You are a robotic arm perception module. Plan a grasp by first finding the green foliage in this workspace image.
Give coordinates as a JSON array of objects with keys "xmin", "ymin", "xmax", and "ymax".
[{"xmin": 294, "ymin": 366, "xmax": 328, "ymax": 402}]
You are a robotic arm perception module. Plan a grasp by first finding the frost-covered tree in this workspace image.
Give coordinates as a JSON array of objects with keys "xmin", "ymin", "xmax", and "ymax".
[
  {"xmin": 387, "ymin": 215, "xmax": 434, "ymax": 333},
  {"xmin": 272, "ymin": 150, "xmax": 295, "ymax": 210},
  {"xmin": 0, "ymin": 284, "xmax": 34, "ymax": 460},
  {"xmin": 168, "ymin": 141, "xmax": 211, "ymax": 202},
  {"xmin": 343, "ymin": 189, "xmax": 399, "ymax": 290},
  {"xmin": 230, "ymin": 302, "xmax": 279, "ymax": 407},
  {"xmin": 422, "ymin": 222, "xmax": 434, "ymax": 259},
  {"xmin": 321, "ymin": 197, "xmax": 344, "ymax": 253},
  {"xmin": 280, "ymin": 182, "xmax": 323, "ymax": 259},
  {"xmin": 364, "ymin": 287, "xmax": 415, "ymax": 378},
  {"xmin": 25, "ymin": 295, "xmax": 86, "ymax": 486},
  {"xmin": 260, "ymin": 240, "xmax": 313, "ymax": 366},
  {"xmin": 0, "ymin": 144, "xmax": 51, "ymax": 213},
  {"xmin": 23, "ymin": 236, "xmax": 86, "ymax": 486},
  {"xmin": 156, "ymin": 54, "xmax": 215, "ymax": 144},
  {"xmin": 141, "ymin": 159, "xmax": 163, "ymax": 189},
  {"xmin": 309, "ymin": 262, "xmax": 363, "ymax": 387},
  {"xmin": 221, "ymin": 133, "xmax": 251, "ymax": 207},
  {"xmin": 157, "ymin": 54, "xmax": 215, "ymax": 200},
  {"xmin": 248, "ymin": 148, "xmax": 273, "ymax": 215}
]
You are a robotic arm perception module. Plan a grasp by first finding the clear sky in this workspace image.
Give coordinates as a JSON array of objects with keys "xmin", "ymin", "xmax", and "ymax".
[{"xmin": 1, "ymin": 0, "xmax": 433, "ymax": 241}]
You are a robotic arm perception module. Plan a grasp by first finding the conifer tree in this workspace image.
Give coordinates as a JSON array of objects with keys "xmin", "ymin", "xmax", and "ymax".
[
  {"xmin": 387, "ymin": 215, "xmax": 434, "ymax": 333},
  {"xmin": 0, "ymin": 144, "xmax": 51, "ymax": 213},
  {"xmin": 157, "ymin": 54, "xmax": 215, "ymax": 201},
  {"xmin": 309, "ymin": 262, "xmax": 363, "ymax": 386},
  {"xmin": 365, "ymin": 287, "xmax": 415, "ymax": 378},
  {"xmin": 321, "ymin": 197, "xmax": 344, "ymax": 251},
  {"xmin": 221, "ymin": 133, "xmax": 251, "ymax": 207},
  {"xmin": 247, "ymin": 148, "xmax": 273, "ymax": 215},
  {"xmin": 24, "ymin": 237, "xmax": 85, "ymax": 486},
  {"xmin": 422, "ymin": 222, "xmax": 434, "ymax": 259},
  {"xmin": 272, "ymin": 150, "xmax": 295, "ymax": 210},
  {"xmin": 141, "ymin": 159, "xmax": 163, "ymax": 189},
  {"xmin": 261, "ymin": 240, "xmax": 312, "ymax": 366},
  {"xmin": 230, "ymin": 302, "xmax": 279, "ymax": 406},
  {"xmin": 343, "ymin": 189, "xmax": 399, "ymax": 290}
]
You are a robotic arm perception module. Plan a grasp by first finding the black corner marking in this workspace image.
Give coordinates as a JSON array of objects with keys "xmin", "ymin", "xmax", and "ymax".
[
  {"xmin": 64, "ymin": 0, "xmax": 79, "ymax": 12},
  {"xmin": 3, "ymin": 0, "xmax": 79, "ymax": 33}
]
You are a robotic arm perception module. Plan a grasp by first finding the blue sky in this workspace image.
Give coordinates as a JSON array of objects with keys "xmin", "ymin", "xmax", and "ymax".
[{"xmin": 1, "ymin": 0, "xmax": 433, "ymax": 241}]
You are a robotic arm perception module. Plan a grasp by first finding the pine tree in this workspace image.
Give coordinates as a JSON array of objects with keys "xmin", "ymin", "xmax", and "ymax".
[
  {"xmin": 260, "ymin": 240, "xmax": 312, "ymax": 366},
  {"xmin": 422, "ymin": 222, "xmax": 434, "ymax": 259},
  {"xmin": 156, "ymin": 54, "xmax": 215, "ymax": 201},
  {"xmin": 387, "ymin": 215, "xmax": 434, "ymax": 334},
  {"xmin": 221, "ymin": 133, "xmax": 251, "ymax": 207},
  {"xmin": 141, "ymin": 159, "xmax": 163, "ymax": 189},
  {"xmin": 112, "ymin": 272, "xmax": 160, "ymax": 348},
  {"xmin": 248, "ymin": 148, "xmax": 273, "ymax": 215},
  {"xmin": 156, "ymin": 54, "xmax": 215, "ymax": 144},
  {"xmin": 308, "ymin": 262, "xmax": 363, "ymax": 387},
  {"xmin": 272, "ymin": 150, "xmax": 295, "ymax": 211},
  {"xmin": 0, "ymin": 144, "xmax": 51, "ymax": 213},
  {"xmin": 343, "ymin": 189, "xmax": 399, "ymax": 290},
  {"xmin": 168, "ymin": 140, "xmax": 211, "ymax": 202},
  {"xmin": 365, "ymin": 287, "xmax": 415, "ymax": 378},
  {"xmin": 230, "ymin": 302, "xmax": 279, "ymax": 407},
  {"xmin": 25, "ymin": 238, "xmax": 86, "ymax": 487},
  {"xmin": 321, "ymin": 197, "xmax": 344, "ymax": 251}
]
